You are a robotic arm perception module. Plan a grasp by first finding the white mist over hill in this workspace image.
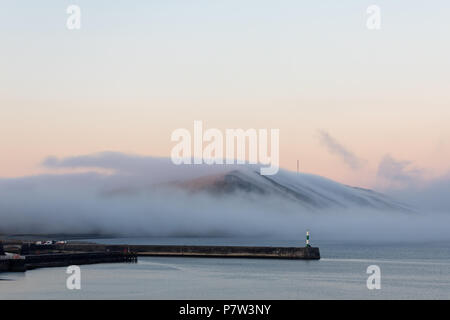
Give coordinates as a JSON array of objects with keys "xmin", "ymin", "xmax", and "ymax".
[{"xmin": 0, "ymin": 152, "xmax": 449, "ymax": 241}]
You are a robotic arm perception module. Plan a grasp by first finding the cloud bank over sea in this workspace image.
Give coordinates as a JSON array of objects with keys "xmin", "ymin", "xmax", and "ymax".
[{"xmin": 0, "ymin": 152, "xmax": 449, "ymax": 241}]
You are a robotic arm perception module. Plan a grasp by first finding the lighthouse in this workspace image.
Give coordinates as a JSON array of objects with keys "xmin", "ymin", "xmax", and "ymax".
[{"xmin": 306, "ymin": 230, "xmax": 311, "ymax": 247}]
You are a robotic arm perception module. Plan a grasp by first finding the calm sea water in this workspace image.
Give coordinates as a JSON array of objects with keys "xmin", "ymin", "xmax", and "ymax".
[{"xmin": 1, "ymin": 238, "xmax": 449, "ymax": 299}]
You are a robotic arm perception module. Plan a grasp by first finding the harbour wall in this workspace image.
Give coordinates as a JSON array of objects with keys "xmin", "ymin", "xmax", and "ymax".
[
  {"xmin": 61, "ymin": 244, "xmax": 321, "ymax": 260},
  {"xmin": 0, "ymin": 252, "xmax": 137, "ymax": 272}
]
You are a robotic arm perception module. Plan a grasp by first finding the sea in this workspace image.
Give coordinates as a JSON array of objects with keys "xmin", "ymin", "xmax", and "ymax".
[{"xmin": 1, "ymin": 238, "xmax": 449, "ymax": 299}]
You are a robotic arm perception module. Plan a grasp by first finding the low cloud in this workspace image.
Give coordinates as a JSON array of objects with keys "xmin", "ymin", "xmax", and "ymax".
[
  {"xmin": 317, "ymin": 130, "xmax": 364, "ymax": 169},
  {"xmin": 387, "ymin": 172, "xmax": 450, "ymax": 212},
  {"xmin": 377, "ymin": 155, "xmax": 424, "ymax": 185},
  {"xmin": 42, "ymin": 152, "xmax": 233, "ymax": 184},
  {"xmin": 0, "ymin": 152, "xmax": 448, "ymax": 241},
  {"xmin": 376, "ymin": 155, "xmax": 450, "ymax": 212}
]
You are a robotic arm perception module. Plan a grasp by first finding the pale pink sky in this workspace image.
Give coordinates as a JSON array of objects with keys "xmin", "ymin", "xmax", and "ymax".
[{"xmin": 1, "ymin": 1, "xmax": 449, "ymax": 188}]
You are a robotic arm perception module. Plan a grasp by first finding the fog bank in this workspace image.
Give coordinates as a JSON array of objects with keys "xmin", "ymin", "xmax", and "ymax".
[{"xmin": 1, "ymin": 152, "xmax": 449, "ymax": 241}]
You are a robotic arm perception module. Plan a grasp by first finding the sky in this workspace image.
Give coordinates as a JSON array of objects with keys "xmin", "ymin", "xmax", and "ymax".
[{"xmin": 1, "ymin": 0, "xmax": 449, "ymax": 189}]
